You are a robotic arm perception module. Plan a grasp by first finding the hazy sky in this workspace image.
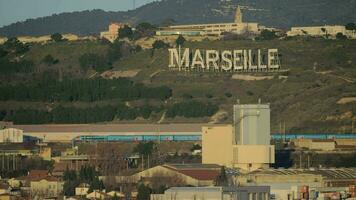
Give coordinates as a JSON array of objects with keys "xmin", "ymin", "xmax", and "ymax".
[{"xmin": 0, "ymin": 0, "xmax": 155, "ymax": 27}]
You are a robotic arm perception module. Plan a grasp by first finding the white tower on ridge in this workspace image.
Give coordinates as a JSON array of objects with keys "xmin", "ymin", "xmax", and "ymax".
[{"xmin": 235, "ymin": 5, "xmax": 243, "ymax": 23}]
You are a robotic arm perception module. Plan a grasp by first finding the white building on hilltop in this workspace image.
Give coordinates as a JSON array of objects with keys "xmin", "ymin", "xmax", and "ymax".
[
  {"xmin": 156, "ymin": 6, "xmax": 260, "ymax": 36},
  {"xmin": 287, "ymin": 25, "xmax": 356, "ymax": 39}
]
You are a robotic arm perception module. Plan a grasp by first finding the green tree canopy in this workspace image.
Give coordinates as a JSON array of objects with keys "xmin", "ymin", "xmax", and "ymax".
[
  {"xmin": 336, "ymin": 32, "xmax": 347, "ymax": 40},
  {"xmin": 51, "ymin": 33, "xmax": 63, "ymax": 42},
  {"xmin": 137, "ymin": 184, "xmax": 151, "ymax": 200},
  {"xmin": 152, "ymin": 40, "xmax": 169, "ymax": 49},
  {"xmin": 176, "ymin": 35, "xmax": 186, "ymax": 47},
  {"xmin": 257, "ymin": 30, "xmax": 278, "ymax": 40},
  {"xmin": 119, "ymin": 25, "xmax": 134, "ymax": 39},
  {"xmin": 134, "ymin": 142, "xmax": 156, "ymax": 156},
  {"xmin": 345, "ymin": 22, "xmax": 356, "ymax": 30},
  {"xmin": 214, "ymin": 166, "xmax": 228, "ymax": 186}
]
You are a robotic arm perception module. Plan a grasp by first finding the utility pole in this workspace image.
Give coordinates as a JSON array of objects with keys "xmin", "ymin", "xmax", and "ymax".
[
  {"xmin": 133, "ymin": 0, "xmax": 136, "ymax": 10},
  {"xmin": 283, "ymin": 121, "xmax": 286, "ymax": 143}
]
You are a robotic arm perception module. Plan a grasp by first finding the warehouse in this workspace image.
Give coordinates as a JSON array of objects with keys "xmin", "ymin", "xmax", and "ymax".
[{"xmin": 4, "ymin": 123, "xmax": 205, "ymax": 142}]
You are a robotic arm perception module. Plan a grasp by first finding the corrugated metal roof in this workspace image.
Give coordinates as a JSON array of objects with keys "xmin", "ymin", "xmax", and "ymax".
[{"xmin": 250, "ymin": 168, "xmax": 356, "ymax": 179}]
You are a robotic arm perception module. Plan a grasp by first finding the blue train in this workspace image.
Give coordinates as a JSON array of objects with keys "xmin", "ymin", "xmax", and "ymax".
[
  {"xmin": 73, "ymin": 133, "xmax": 356, "ymax": 143},
  {"xmin": 271, "ymin": 133, "xmax": 356, "ymax": 140}
]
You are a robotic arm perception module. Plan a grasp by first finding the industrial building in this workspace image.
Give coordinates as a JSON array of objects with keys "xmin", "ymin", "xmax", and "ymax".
[
  {"xmin": 4, "ymin": 123, "xmax": 204, "ymax": 142},
  {"xmin": 156, "ymin": 6, "xmax": 260, "ymax": 36},
  {"xmin": 202, "ymin": 102, "xmax": 275, "ymax": 171},
  {"xmin": 151, "ymin": 186, "xmax": 270, "ymax": 200},
  {"xmin": 237, "ymin": 168, "xmax": 356, "ymax": 199}
]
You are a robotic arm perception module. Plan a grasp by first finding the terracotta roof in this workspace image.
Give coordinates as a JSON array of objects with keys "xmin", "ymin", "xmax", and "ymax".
[
  {"xmin": 163, "ymin": 164, "xmax": 220, "ymax": 181},
  {"xmin": 0, "ymin": 183, "xmax": 10, "ymax": 190},
  {"xmin": 25, "ymin": 170, "xmax": 48, "ymax": 181},
  {"xmin": 32, "ymin": 176, "xmax": 60, "ymax": 182},
  {"xmin": 178, "ymin": 169, "xmax": 220, "ymax": 181}
]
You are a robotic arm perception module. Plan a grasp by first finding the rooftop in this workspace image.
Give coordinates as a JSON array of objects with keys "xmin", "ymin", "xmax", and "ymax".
[
  {"xmin": 6, "ymin": 123, "xmax": 206, "ymax": 133},
  {"xmin": 163, "ymin": 164, "xmax": 221, "ymax": 181},
  {"xmin": 249, "ymin": 168, "xmax": 356, "ymax": 180}
]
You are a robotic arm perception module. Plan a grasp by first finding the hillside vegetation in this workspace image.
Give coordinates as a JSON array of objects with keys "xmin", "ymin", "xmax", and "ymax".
[
  {"xmin": 0, "ymin": 36, "xmax": 356, "ymax": 133},
  {"xmin": 1, "ymin": 0, "xmax": 356, "ymax": 37}
]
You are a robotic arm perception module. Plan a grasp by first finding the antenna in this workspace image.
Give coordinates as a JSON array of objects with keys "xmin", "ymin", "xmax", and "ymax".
[{"xmin": 133, "ymin": 0, "xmax": 136, "ymax": 9}]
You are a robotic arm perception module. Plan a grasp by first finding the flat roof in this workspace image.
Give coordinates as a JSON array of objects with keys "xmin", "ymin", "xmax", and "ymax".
[{"xmin": 5, "ymin": 123, "xmax": 207, "ymax": 133}]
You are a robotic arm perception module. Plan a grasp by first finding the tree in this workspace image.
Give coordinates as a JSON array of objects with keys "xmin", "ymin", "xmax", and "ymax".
[
  {"xmin": 137, "ymin": 184, "xmax": 151, "ymax": 200},
  {"xmin": 152, "ymin": 40, "xmax": 169, "ymax": 49},
  {"xmin": 161, "ymin": 18, "xmax": 176, "ymax": 27},
  {"xmin": 214, "ymin": 166, "xmax": 228, "ymax": 186},
  {"xmin": 257, "ymin": 30, "xmax": 278, "ymax": 40},
  {"xmin": 321, "ymin": 28, "xmax": 328, "ymax": 38},
  {"xmin": 336, "ymin": 32, "xmax": 347, "ymax": 40},
  {"xmin": 119, "ymin": 25, "xmax": 133, "ymax": 39},
  {"xmin": 134, "ymin": 142, "xmax": 155, "ymax": 156},
  {"xmin": 112, "ymin": 194, "xmax": 120, "ymax": 200},
  {"xmin": 345, "ymin": 23, "xmax": 356, "ymax": 31},
  {"xmin": 42, "ymin": 54, "xmax": 58, "ymax": 65},
  {"xmin": 136, "ymin": 22, "xmax": 157, "ymax": 37},
  {"xmin": 175, "ymin": 35, "xmax": 186, "ymax": 47},
  {"xmin": 51, "ymin": 33, "xmax": 63, "ymax": 42}
]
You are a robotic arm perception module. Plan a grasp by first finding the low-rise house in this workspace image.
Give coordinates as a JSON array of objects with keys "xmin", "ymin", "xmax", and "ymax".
[
  {"xmin": 0, "ymin": 193, "xmax": 17, "ymax": 200},
  {"xmin": 0, "ymin": 183, "xmax": 11, "ymax": 195},
  {"xmin": 86, "ymin": 190, "xmax": 110, "ymax": 200},
  {"xmin": 107, "ymin": 191, "xmax": 125, "ymax": 198},
  {"xmin": 75, "ymin": 183, "xmax": 90, "ymax": 196},
  {"xmin": 7, "ymin": 179, "xmax": 20, "ymax": 188},
  {"xmin": 30, "ymin": 176, "xmax": 64, "ymax": 198}
]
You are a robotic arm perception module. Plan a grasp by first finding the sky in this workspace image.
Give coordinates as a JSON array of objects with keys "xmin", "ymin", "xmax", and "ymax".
[{"xmin": 0, "ymin": 0, "xmax": 155, "ymax": 27}]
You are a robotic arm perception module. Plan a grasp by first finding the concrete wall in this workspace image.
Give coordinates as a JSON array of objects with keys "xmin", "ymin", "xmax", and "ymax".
[
  {"xmin": 232, "ymin": 145, "xmax": 275, "ymax": 171},
  {"xmin": 233, "ymin": 104, "xmax": 271, "ymax": 145},
  {"xmin": 202, "ymin": 125, "xmax": 234, "ymax": 167}
]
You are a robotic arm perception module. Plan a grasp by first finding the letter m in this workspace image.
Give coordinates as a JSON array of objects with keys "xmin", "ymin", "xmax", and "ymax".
[{"xmin": 168, "ymin": 48, "xmax": 190, "ymax": 70}]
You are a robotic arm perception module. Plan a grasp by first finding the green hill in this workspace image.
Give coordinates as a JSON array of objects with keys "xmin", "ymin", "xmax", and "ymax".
[
  {"xmin": 1, "ymin": 0, "xmax": 356, "ymax": 37},
  {"xmin": 0, "ymin": 37, "xmax": 356, "ymax": 133}
]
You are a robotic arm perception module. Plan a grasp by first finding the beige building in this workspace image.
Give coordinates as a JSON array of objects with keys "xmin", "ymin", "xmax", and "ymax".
[
  {"xmin": 202, "ymin": 125, "xmax": 274, "ymax": 171},
  {"xmin": 293, "ymin": 139, "xmax": 336, "ymax": 151},
  {"xmin": 100, "ymin": 23, "xmax": 128, "ymax": 42},
  {"xmin": 86, "ymin": 190, "xmax": 110, "ymax": 200},
  {"xmin": 0, "ymin": 37, "xmax": 7, "ymax": 45},
  {"xmin": 151, "ymin": 186, "xmax": 270, "ymax": 200},
  {"xmin": 287, "ymin": 25, "xmax": 346, "ymax": 38},
  {"xmin": 75, "ymin": 183, "xmax": 90, "ymax": 196},
  {"xmin": 0, "ymin": 128, "xmax": 23, "ymax": 143},
  {"xmin": 156, "ymin": 6, "xmax": 260, "ymax": 36},
  {"xmin": 30, "ymin": 177, "xmax": 64, "ymax": 198},
  {"xmin": 202, "ymin": 103, "xmax": 275, "ymax": 171}
]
